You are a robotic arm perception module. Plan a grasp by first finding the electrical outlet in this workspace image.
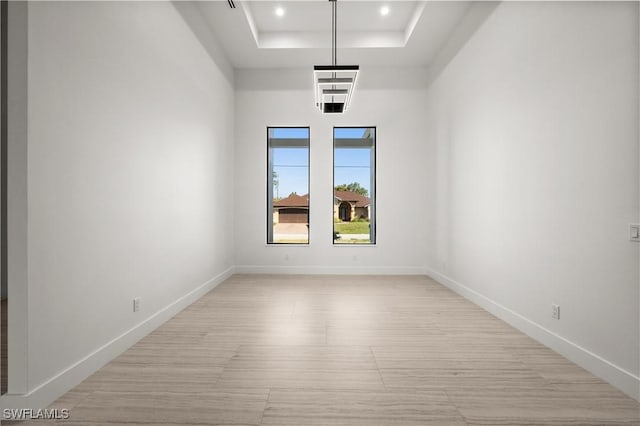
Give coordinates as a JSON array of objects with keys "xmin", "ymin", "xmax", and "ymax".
[
  {"xmin": 551, "ymin": 304, "xmax": 560, "ymax": 320},
  {"xmin": 133, "ymin": 297, "xmax": 141, "ymax": 312},
  {"xmin": 630, "ymin": 224, "xmax": 640, "ymax": 242}
]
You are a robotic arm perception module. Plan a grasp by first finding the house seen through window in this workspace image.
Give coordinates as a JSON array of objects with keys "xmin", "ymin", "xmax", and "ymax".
[
  {"xmin": 267, "ymin": 127, "xmax": 310, "ymax": 244},
  {"xmin": 333, "ymin": 127, "xmax": 376, "ymax": 244}
]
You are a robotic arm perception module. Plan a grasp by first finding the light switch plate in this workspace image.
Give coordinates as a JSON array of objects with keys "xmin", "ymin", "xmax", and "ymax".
[
  {"xmin": 552, "ymin": 304, "xmax": 560, "ymax": 320},
  {"xmin": 630, "ymin": 224, "xmax": 640, "ymax": 242}
]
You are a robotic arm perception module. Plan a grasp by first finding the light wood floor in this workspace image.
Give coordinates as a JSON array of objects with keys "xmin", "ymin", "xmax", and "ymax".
[{"xmin": 7, "ymin": 274, "xmax": 640, "ymax": 425}]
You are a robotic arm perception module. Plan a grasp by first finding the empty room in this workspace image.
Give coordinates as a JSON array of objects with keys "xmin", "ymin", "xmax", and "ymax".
[{"xmin": 1, "ymin": 0, "xmax": 639, "ymax": 424}]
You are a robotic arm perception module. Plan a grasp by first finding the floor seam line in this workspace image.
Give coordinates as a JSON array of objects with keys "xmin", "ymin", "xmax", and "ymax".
[
  {"xmin": 369, "ymin": 345, "xmax": 388, "ymax": 391},
  {"xmin": 258, "ymin": 388, "xmax": 272, "ymax": 425}
]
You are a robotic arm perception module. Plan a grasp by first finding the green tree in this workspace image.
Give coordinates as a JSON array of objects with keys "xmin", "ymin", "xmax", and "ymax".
[{"xmin": 335, "ymin": 182, "xmax": 368, "ymax": 197}]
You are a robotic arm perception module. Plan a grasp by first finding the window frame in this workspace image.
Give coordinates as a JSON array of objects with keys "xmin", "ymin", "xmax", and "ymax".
[
  {"xmin": 332, "ymin": 126, "xmax": 376, "ymax": 245},
  {"xmin": 266, "ymin": 126, "xmax": 311, "ymax": 245}
]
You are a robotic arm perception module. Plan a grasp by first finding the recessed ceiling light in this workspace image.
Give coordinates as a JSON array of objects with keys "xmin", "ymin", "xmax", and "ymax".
[
  {"xmin": 275, "ymin": 6, "xmax": 285, "ymax": 17},
  {"xmin": 380, "ymin": 6, "xmax": 390, "ymax": 16}
]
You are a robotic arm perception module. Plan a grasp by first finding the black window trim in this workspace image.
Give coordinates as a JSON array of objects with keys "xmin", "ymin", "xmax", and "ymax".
[
  {"xmin": 266, "ymin": 126, "xmax": 311, "ymax": 245},
  {"xmin": 332, "ymin": 126, "xmax": 376, "ymax": 245}
]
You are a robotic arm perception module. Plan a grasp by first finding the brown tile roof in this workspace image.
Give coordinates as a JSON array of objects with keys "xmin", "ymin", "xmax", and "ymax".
[
  {"xmin": 274, "ymin": 193, "xmax": 309, "ymax": 207},
  {"xmin": 334, "ymin": 190, "xmax": 371, "ymax": 207},
  {"xmin": 274, "ymin": 191, "xmax": 371, "ymax": 208}
]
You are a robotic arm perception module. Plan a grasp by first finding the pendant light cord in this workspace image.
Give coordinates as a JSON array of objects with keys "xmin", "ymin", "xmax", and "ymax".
[{"xmin": 332, "ymin": 0, "xmax": 337, "ymax": 66}]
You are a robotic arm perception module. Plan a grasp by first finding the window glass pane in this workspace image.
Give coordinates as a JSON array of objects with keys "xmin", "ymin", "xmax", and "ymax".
[
  {"xmin": 333, "ymin": 127, "xmax": 376, "ymax": 244},
  {"xmin": 268, "ymin": 127, "xmax": 310, "ymax": 244}
]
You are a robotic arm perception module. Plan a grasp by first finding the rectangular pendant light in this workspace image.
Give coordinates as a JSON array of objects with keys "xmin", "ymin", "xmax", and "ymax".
[{"xmin": 313, "ymin": 65, "xmax": 359, "ymax": 114}]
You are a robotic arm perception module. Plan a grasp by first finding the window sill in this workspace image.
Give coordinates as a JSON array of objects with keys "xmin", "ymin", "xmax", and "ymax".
[
  {"xmin": 333, "ymin": 243, "xmax": 377, "ymax": 247},
  {"xmin": 265, "ymin": 244, "xmax": 310, "ymax": 247}
]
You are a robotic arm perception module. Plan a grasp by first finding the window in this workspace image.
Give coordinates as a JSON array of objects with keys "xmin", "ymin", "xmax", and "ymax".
[
  {"xmin": 267, "ymin": 127, "xmax": 310, "ymax": 244},
  {"xmin": 333, "ymin": 127, "xmax": 376, "ymax": 244}
]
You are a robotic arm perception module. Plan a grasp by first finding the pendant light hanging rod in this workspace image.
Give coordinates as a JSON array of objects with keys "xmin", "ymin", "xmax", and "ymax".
[
  {"xmin": 332, "ymin": 0, "xmax": 337, "ymax": 66},
  {"xmin": 331, "ymin": 0, "xmax": 336, "ymax": 104}
]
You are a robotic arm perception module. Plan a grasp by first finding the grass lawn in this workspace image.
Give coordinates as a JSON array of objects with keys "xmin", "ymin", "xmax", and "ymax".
[{"xmin": 334, "ymin": 221, "xmax": 370, "ymax": 234}]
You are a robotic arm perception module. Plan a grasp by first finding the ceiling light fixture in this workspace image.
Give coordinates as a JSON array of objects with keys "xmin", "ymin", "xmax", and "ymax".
[
  {"xmin": 275, "ymin": 6, "xmax": 285, "ymax": 17},
  {"xmin": 313, "ymin": 0, "xmax": 359, "ymax": 114},
  {"xmin": 380, "ymin": 6, "xmax": 390, "ymax": 16}
]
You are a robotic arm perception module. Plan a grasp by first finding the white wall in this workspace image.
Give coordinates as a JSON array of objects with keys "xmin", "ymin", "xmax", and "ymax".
[
  {"xmin": 234, "ymin": 68, "xmax": 433, "ymax": 274},
  {"xmin": 4, "ymin": 1, "xmax": 235, "ymax": 406},
  {"xmin": 425, "ymin": 1, "xmax": 639, "ymax": 398}
]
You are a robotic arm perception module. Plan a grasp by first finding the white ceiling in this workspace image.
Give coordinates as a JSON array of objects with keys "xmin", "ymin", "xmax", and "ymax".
[
  {"xmin": 249, "ymin": 1, "xmax": 417, "ymax": 32},
  {"xmin": 195, "ymin": 1, "xmax": 474, "ymax": 69}
]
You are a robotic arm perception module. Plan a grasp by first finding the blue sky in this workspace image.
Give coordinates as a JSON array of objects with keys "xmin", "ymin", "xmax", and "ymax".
[
  {"xmin": 271, "ymin": 127, "xmax": 372, "ymax": 198},
  {"xmin": 334, "ymin": 149, "xmax": 371, "ymax": 195},
  {"xmin": 272, "ymin": 147, "xmax": 309, "ymax": 198}
]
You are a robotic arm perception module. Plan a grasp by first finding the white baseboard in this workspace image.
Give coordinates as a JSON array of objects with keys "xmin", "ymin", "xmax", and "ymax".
[
  {"xmin": 425, "ymin": 267, "xmax": 640, "ymax": 402},
  {"xmin": 234, "ymin": 265, "xmax": 427, "ymax": 275},
  {"xmin": 0, "ymin": 266, "xmax": 234, "ymax": 410}
]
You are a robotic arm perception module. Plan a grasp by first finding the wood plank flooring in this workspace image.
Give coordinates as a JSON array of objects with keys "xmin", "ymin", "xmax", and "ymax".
[{"xmin": 5, "ymin": 274, "xmax": 640, "ymax": 425}]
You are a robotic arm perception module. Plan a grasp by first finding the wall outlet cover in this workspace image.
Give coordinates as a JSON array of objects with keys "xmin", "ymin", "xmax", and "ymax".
[{"xmin": 552, "ymin": 304, "xmax": 560, "ymax": 320}]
